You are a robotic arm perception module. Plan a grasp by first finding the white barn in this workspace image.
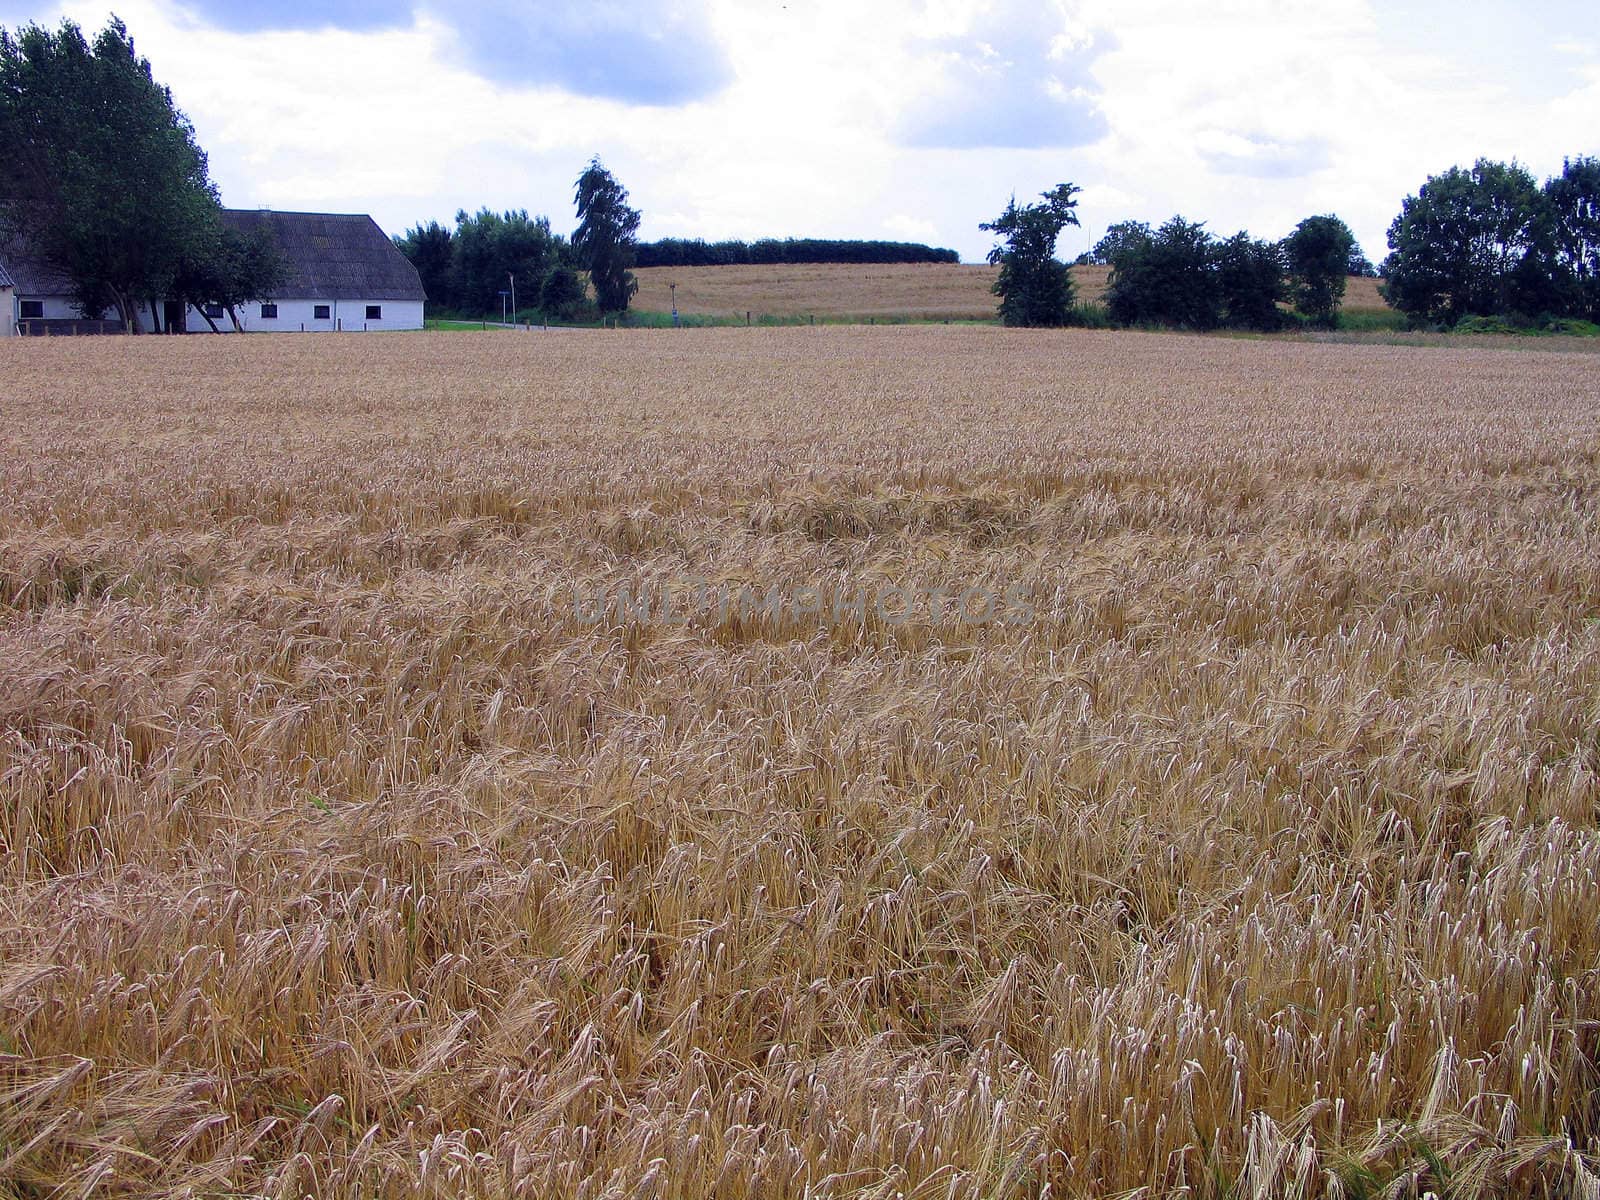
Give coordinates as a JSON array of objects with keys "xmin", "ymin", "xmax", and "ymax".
[
  {"xmin": 0, "ymin": 209, "xmax": 425, "ymax": 334},
  {"xmin": 188, "ymin": 210, "xmax": 426, "ymax": 333}
]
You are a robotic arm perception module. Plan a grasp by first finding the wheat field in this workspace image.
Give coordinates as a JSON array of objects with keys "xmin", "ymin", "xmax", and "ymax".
[{"xmin": 2, "ymin": 327, "xmax": 1598, "ymax": 1199}]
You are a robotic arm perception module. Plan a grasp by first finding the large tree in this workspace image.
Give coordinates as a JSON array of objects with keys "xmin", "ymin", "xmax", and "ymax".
[
  {"xmin": 394, "ymin": 220, "xmax": 456, "ymax": 312},
  {"xmin": 1104, "ymin": 216, "xmax": 1222, "ymax": 330},
  {"xmin": 1546, "ymin": 156, "xmax": 1600, "ymax": 323},
  {"xmin": 449, "ymin": 208, "xmax": 565, "ymax": 318},
  {"xmin": 1283, "ymin": 214, "xmax": 1356, "ymax": 327},
  {"xmin": 1088, "ymin": 220, "xmax": 1153, "ymax": 267},
  {"xmin": 1382, "ymin": 160, "xmax": 1550, "ymax": 325},
  {"xmin": 573, "ymin": 158, "xmax": 641, "ymax": 315},
  {"xmin": 0, "ymin": 17, "xmax": 221, "ymax": 331},
  {"xmin": 1216, "ymin": 232, "xmax": 1288, "ymax": 331},
  {"xmin": 172, "ymin": 224, "xmax": 286, "ymax": 332},
  {"xmin": 980, "ymin": 183, "xmax": 1081, "ymax": 327}
]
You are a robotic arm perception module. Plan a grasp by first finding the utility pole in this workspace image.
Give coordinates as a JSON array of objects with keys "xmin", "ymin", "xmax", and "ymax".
[
  {"xmin": 509, "ymin": 272, "xmax": 517, "ymax": 325},
  {"xmin": 499, "ymin": 290, "xmax": 508, "ymax": 326},
  {"xmin": 670, "ymin": 281, "xmax": 678, "ymax": 327}
]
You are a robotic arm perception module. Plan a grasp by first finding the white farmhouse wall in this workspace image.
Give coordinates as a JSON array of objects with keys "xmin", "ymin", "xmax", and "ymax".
[
  {"xmin": 17, "ymin": 294, "xmax": 82, "ymax": 321},
  {"xmin": 11, "ymin": 296, "xmax": 423, "ymax": 333},
  {"xmin": 1, "ymin": 287, "xmax": 14, "ymax": 336},
  {"xmin": 209, "ymin": 298, "xmax": 425, "ymax": 333}
]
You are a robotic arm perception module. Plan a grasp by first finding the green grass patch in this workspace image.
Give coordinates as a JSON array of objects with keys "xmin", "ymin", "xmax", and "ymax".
[
  {"xmin": 1454, "ymin": 314, "xmax": 1600, "ymax": 336},
  {"xmin": 425, "ymin": 318, "xmax": 502, "ymax": 331},
  {"xmin": 1336, "ymin": 307, "xmax": 1409, "ymax": 332}
]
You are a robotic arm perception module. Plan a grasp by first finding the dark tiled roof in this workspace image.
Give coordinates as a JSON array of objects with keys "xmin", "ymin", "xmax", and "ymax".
[
  {"xmin": 224, "ymin": 210, "xmax": 426, "ymax": 301},
  {"xmin": 1, "ymin": 211, "xmax": 425, "ymax": 302},
  {"xmin": 0, "ymin": 237, "xmax": 75, "ymax": 296}
]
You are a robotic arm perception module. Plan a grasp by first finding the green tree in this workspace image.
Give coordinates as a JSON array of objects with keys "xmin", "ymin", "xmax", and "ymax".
[
  {"xmin": 1089, "ymin": 220, "xmax": 1152, "ymax": 266},
  {"xmin": 1382, "ymin": 160, "xmax": 1550, "ymax": 325},
  {"xmin": 1104, "ymin": 216, "xmax": 1221, "ymax": 330},
  {"xmin": 1216, "ymin": 232, "xmax": 1288, "ymax": 331},
  {"xmin": 1348, "ymin": 246, "xmax": 1379, "ymax": 278},
  {"xmin": 980, "ymin": 183, "xmax": 1081, "ymax": 327},
  {"xmin": 573, "ymin": 157, "xmax": 641, "ymax": 315},
  {"xmin": 1546, "ymin": 156, "xmax": 1600, "ymax": 322},
  {"xmin": 1283, "ymin": 214, "xmax": 1356, "ymax": 327},
  {"xmin": 0, "ymin": 17, "xmax": 221, "ymax": 331},
  {"xmin": 449, "ymin": 208, "xmax": 565, "ymax": 318},
  {"xmin": 394, "ymin": 220, "xmax": 456, "ymax": 312},
  {"xmin": 172, "ymin": 223, "xmax": 286, "ymax": 331},
  {"xmin": 539, "ymin": 266, "xmax": 588, "ymax": 322}
]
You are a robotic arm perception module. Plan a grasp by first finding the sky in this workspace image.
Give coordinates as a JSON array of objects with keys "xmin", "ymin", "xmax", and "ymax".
[{"xmin": 4, "ymin": 0, "xmax": 1597, "ymax": 263}]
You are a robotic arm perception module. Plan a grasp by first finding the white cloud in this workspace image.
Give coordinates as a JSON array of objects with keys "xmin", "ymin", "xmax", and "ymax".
[
  {"xmin": 883, "ymin": 214, "xmax": 940, "ymax": 242},
  {"xmin": 17, "ymin": 0, "xmax": 1600, "ymax": 264},
  {"xmin": 896, "ymin": 0, "xmax": 1107, "ymax": 150}
]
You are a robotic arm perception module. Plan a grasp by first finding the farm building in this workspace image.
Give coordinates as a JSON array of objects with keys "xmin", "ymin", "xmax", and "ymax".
[
  {"xmin": 0, "ymin": 209, "xmax": 425, "ymax": 334},
  {"xmin": 198, "ymin": 210, "xmax": 426, "ymax": 333},
  {"xmin": 0, "ymin": 238, "xmax": 90, "ymax": 332},
  {"xmin": 0, "ymin": 260, "xmax": 12, "ymax": 336}
]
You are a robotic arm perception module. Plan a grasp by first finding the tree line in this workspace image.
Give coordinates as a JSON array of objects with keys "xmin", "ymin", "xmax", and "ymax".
[
  {"xmin": 636, "ymin": 238, "xmax": 959, "ymax": 268},
  {"xmin": 989, "ymin": 156, "xmax": 1599, "ymax": 331},
  {"xmin": 400, "ymin": 222, "xmax": 962, "ymax": 319},
  {"xmin": 984, "ymin": 187, "xmax": 1367, "ymax": 331},
  {"xmin": 394, "ymin": 158, "xmax": 641, "ymax": 322},
  {"xmin": 1383, "ymin": 157, "xmax": 1600, "ymax": 328}
]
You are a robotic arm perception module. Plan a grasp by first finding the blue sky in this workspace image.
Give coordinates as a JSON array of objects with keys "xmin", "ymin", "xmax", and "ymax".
[{"xmin": 4, "ymin": 0, "xmax": 1597, "ymax": 262}]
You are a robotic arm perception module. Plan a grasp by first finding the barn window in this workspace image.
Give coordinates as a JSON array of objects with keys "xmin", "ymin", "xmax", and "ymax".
[
  {"xmin": 314, "ymin": 304, "xmax": 331, "ymax": 320},
  {"xmin": 19, "ymin": 300, "xmax": 43, "ymax": 319},
  {"xmin": 202, "ymin": 303, "xmax": 225, "ymax": 319},
  {"xmin": 260, "ymin": 303, "xmax": 278, "ymax": 319},
  {"xmin": 365, "ymin": 305, "xmax": 382, "ymax": 320}
]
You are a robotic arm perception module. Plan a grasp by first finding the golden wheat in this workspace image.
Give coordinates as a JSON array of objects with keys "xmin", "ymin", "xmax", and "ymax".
[
  {"xmin": 1, "ymin": 327, "xmax": 1598, "ymax": 1199},
  {"xmin": 1340, "ymin": 275, "xmax": 1389, "ymax": 313}
]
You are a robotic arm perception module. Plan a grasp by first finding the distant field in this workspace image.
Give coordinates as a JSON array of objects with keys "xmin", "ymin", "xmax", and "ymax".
[
  {"xmin": 631, "ymin": 261, "xmax": 1008, "ymax": 320},
  {"xmin": 633, "ymin": 262, "xmax": 1387, "ymax": 322},
  {"xmin": 3, "ymin": 329, "xmax": 1598, "ymax": 1198},
  {"xmin": 1341, "ymin": 274, "xmax": 1391, "ymax": 312}
]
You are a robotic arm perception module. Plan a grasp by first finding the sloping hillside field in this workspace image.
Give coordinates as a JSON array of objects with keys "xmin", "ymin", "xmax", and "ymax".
[
  {"xmin": 2, "ymin": 328, "xmax": 1598, "ymax": 1198},
  {"xmin": 628, "ymin": 263, "xmax": 1387, "ymax": 323},
  {"xmin": 631, "ymin": 261, "xmax": 1008, "ymax": 320}
]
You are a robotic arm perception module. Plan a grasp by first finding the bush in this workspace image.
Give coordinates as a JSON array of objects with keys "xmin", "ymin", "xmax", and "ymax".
[
  {"xmin": 1453, "ymin": 313, "xmax": 1600, "ymax": 336},
  {"xmin": 1066, "ymin": 303, "xmax": 1113, "ymax": 329},
  {"xmin": 539, "ymin": 267, "xmax": 588, "ymax": 322},
  {"xmin": 1452, "ymin": 315, "xmax": 1527, "ymax": 335},
  {"xmin": 1105, "ymin": 217, "xmax": 1222, "ymax": 330},
  {"xmin": 1216, "ymin": 233, "xmax": 1289, "ymax": 331}
]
